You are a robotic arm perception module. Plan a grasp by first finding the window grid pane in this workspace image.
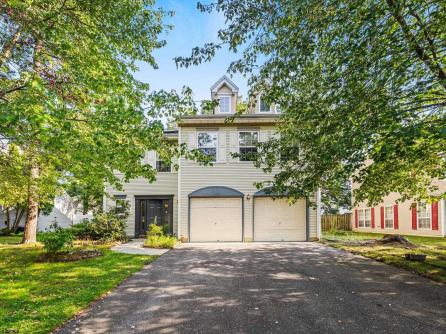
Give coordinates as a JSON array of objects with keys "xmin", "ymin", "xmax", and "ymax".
[
  {"xmin": 198, "ymin": 132, "xmax": 218, "ymax": 161},
  {"xmin": 418, "ymin": 203, "xmax": 431, "ymax": 228},
  {"xmin": 385, "ymin": 206, "xmax": 394, "ymax": 228},
  {"xmin": 219, "ymin": 96, "xmax": 231, "ymax": 113},
  {"xmin": 364, "ymin": 208, "xmax": 371, "ymax": 227},
  {"xmin": 239, "ymin": 131, "xmax": 259, "ymax": 161}
]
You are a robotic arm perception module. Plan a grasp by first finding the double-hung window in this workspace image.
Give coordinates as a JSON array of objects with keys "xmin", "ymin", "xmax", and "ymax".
[
  {"xmin": 219, "ymin": 96, "xmax": 231, "ymax": 113},
  {"xmin": 417, "ymin": 202, "xmax": 431, "ymax": 229},
  {"xmin": 156, "ymin": 157, "xmax": 171, "ymax": 172},
  {"xmin": 197, "ymin": 132, "xmax": 218, "ymax": 162},
  {"xmin": 384, "ymin": 206, "xmax": 394, "ymax": 228},
  {"xmin": 259, "ymin": 97, "xmax": 271, "ymax": 113},
  {"xmin": 358, "ymin": 208, "xmax": 371, "ymax": 228},
  {"xmin": 239, "ymin": 131, "xmax": 258, "ymax": 161}
]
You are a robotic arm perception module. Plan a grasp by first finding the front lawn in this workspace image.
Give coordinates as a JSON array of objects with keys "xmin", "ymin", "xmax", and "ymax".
[
  {"xmin": 0, "ymin": 236, "xmax": 157, "ymax": 334},
  {"xmin": 322, "ymin": 231, "xmax": 446, "ymax": 284}
]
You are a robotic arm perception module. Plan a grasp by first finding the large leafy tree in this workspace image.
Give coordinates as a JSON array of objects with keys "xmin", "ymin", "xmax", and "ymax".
[
  {"xmin": 0, "ymin": 1, "xmax": 195, "ymax": 243},
  {"xmin": 177, "ymin": 0, "xmax": 446, "ymax": 207}
]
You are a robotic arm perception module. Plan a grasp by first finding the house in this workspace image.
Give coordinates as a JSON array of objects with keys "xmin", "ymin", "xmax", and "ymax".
[
  {"xmin": 352, "ymin": 179, "xmax": 446, "ymax": 237},
  {"xmin": 0, "ymin": 192, "xmax": 91, "ymax": 232},
  {"xmin": 105, "ymin": 76, "xmax": 321, "ymax": 242}
]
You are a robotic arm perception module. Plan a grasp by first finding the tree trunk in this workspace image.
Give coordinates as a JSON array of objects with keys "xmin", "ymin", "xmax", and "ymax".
[
  {"xmin": 5, "ymin": 208, "xmax": 11, "ymax": 231},
  {"xmin": 22, "ymin": 165, "xmax": 39, "ymax": 244}
]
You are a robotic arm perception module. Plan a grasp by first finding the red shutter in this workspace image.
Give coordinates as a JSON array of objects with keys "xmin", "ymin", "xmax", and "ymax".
[
  {"xmin": 393, "ymin": 204, "xmax": 399, "ymax": 229},
  {"xmin": 371, "ymin": 208, "xmax": 375, "ymax": 228},
  {"xmin": 412, "ymin": 203, "xmax": 417, "ymax": 230},
  {"xmin": 380, "ymin": 206, "xmax": 384, "ymax": 229},
  {"xmin": 432, "ymin": 202, "xmax": 439, "ymax": 230},
  {"xmin": 355, "ymin": 209, "xmax": 358, "ymax": 228}
]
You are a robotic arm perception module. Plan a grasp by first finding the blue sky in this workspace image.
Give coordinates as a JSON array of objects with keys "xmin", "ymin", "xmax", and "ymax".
[{"xmin": 134, "ymin": 0, "xmax": 248, "ymax": 102}]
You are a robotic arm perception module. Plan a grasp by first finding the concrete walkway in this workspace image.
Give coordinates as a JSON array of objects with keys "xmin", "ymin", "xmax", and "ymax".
[
  {"xmin": 111, "ymin": 239, "xmax": 170, "ymax": 256},
  {"xmin": 58, "ymin": 242, "xmax": 446, "ymax": 334}
]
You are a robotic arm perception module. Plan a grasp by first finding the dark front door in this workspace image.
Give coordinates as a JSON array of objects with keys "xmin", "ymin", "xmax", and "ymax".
[{"xmin": 135, "ymin": 197, "xmax": 173, "ymax": 237}]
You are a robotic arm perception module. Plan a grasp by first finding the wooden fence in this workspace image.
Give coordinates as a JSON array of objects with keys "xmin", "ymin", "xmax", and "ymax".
[{"xmin": 321, "ymin": 213, "xmax": 352, "ymax": 231}]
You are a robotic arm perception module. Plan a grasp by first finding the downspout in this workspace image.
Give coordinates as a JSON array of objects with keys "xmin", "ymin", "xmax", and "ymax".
[
  {"xmin": 188, "ymin": 196, "xmax": 191, "ymax": 242},
  {"xmin": 316, "ymin": 189, "xmax": 322, "ymax": 240}
]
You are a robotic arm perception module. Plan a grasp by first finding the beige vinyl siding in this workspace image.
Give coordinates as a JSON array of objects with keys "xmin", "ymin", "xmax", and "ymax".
[
  {"xmin": 105, "ymin": 172, "xmax": 178, "ymax": 237},
  {"xmin": 178, "ymin": 126, "xmax": 319, "ymax": 241}
]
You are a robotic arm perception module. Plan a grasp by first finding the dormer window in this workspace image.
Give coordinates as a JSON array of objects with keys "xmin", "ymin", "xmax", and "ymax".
[
  {"xmin": 219, "ymin": 95, "xmax": 231, "ymax": 113},
  {"xmin": 259, "ymin": 96, "xmax": 271, "ymax": 113}
]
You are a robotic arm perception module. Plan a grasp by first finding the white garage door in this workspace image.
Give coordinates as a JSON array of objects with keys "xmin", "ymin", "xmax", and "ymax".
[
  {"xmin": 254, "ymin": 198, "xmax": 306, "ymax": 241},
  {"xmin": 190, "ymin": 198, "xmax": 242, "ymax": 242}
]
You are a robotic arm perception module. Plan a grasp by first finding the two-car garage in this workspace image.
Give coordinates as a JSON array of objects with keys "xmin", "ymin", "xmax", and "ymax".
[{"xmin": 188, "ymin": 186, "xmax": 307, "ymax": 242}]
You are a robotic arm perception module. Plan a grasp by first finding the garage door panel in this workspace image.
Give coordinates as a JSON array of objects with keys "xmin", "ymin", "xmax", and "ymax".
[
  {"xmin": 254, "ymin": 198, "xmax": 306, "ymax": 241},
  {"xmin": 190, "ymin": 198, "xmax": 242, "ymax": 242}
]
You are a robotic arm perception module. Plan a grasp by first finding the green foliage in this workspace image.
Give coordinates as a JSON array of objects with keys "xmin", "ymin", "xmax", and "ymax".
[
  {"xmin": 39, "ymin": 223, "xmax": 74, "ymax": 254},
  {"xmin": 0, "ymin": 241, "xmax": 156, "ymax": 334},
  {"xmin": 148, "ymin": 223, "xmax": 163, "ymax": 237},
  {"xmin": 70, "ymin": 220, "xmax": 91, "ymax": 240},
  {"xmin": 145, "ymin": 221, "xmax": 177, "ymax": 248},
  {"xmin": 177, "ymin": 0, "xmax": 446, "ymax": 206},
  {"xmin": 144, "ymin": 235, "xmax": 177, "ymax": 249},
  {"xmin": 0, "ymin": 1, "xmax": 201, "ymax": 242},
  {"xmin": 86, "ymin": 212, "xmax": 127, "ymax": 243}
]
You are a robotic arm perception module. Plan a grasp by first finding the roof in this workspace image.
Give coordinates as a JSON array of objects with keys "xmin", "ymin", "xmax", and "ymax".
[
  {"xmin": 189, "ymin": 186, "xmax": 244, "ymax": 198},
  {"xmin": 210, "ymin": 75, "xmax": 239, "ymax": 93},
  {"xmin": 178, "ymin": 114, "xmax": 279, "ymax": 127}
]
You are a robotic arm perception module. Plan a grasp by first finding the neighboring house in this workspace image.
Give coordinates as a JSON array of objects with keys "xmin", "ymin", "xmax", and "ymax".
[
  {"xmin": 0, "ymin": 192, "xmax": 91, "ymax": 232},
  {"xmin": 352, "ymin": 179, "xmax": 446, "ymax": 237},
  {"xmin": 105, "ymin": 76, "xmax": 321, "ymax": 242}
]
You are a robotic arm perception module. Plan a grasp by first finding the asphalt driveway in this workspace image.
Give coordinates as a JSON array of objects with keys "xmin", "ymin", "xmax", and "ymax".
[{"xmin": 57, "ymin": 243, "xmax": 446, "ymax": 334}]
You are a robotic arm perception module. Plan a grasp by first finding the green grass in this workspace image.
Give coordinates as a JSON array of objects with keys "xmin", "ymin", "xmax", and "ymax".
[
  {"xmin": 0, "ymin": 233, "xmax": 24, "ymax": 245},
  {"xmin": 322, "ymin": 231, "xmax": 446, "ymax": 284},
  {"xmin": 0, "ymin": 236, "xmax": 157, "ymax": 334}
]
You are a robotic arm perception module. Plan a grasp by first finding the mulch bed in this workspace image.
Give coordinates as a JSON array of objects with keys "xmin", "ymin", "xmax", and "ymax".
[
  {"xmin": 341, "ymin": 235, "xmax": 417, "ymax": 249},
  {"xmin": 36, "ymin": 249, "xmax": 103, "ymax": 263}
]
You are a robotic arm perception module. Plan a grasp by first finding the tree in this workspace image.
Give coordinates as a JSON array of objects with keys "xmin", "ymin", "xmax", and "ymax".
[
  {"xmin": 176, "ymin": 0, "xmax": 446, "ymax": 207},
  {"xmin": 0, "ymin": 1, "xmax": 196, "ymax": 243}
]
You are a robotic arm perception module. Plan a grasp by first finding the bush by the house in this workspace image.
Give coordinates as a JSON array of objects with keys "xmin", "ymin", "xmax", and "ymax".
[
  {"xmin": 39, "ymin": 223, "xmax": 74, "ymax": 254},
  {"xmin": 144, "ymin": 223, "xmax": 178, "ymax": 249},
  {"xmin": 70, "ymin": 201, "xmax": 129, "ymax": 243}
]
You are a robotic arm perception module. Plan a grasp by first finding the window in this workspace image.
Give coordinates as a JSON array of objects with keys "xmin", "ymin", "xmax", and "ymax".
[
  {"xmin": 219, "ymin": 96, "xmax": 231, "ymax": 113},
  {"xmin": 156, "ymin": 159, "xmax": 171, "ymax": 172},
  {"xmin": 417, "ymin": 202, "xmax": 431, "ymax": 229},
  {"xmin": 197, "ymin": 132, "xmax": 218, "ymax": 161},
  {"xmin": 114, "ymin": 195, "xmax": 127, "ymax": 218},
  {"xmin": 275, "ymin": 105, "xmax": 281, "ymax": 114},
  {"xmin": 239, "ymin": 131, "xmax": 258, "ymax": 161},
  {"xmin": 259, "ymin": 97, "xmax": 271, "ymax": 113},
  {"xmin": 358, "ymin": 208, "xmax": 371, "ymax": 228},
  {"xmin": 384, "ymin": 206, "xmax": 394, "ymax": 228}
]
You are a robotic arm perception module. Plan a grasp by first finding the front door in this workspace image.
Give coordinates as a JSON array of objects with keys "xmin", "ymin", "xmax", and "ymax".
[{"xmin": 135, "ymin": 198, "xmax": 173, "ymax": 237}]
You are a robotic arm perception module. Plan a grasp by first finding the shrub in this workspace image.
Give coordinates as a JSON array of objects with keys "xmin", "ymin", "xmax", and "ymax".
[
  {"xmin": 144, "ymin": 235, "xmax": 177, "ymax": 249},
  {"xmin": 148, "ymin": 223, "xmax": 163, "ymax": 237},
  {"xmin": 70, "ymin": 220, "xmax": 92, "ymax": 240},
  {"xmin": 39, "ymin": 223, "xmax": 74, "ymax": 254},
  {"xmin": 144, "ymin": 222, "xmax": 177, "ymax": 249},
  {"xmin": 88, "ymin": 212, "xmax": 127, "ymax": 243}
]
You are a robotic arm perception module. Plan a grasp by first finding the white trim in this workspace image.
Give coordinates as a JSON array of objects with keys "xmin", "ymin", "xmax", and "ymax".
[
  {"xmin": 417, "ymin": 202, "xmax": 432, "ymax": 229},
  {"xmin": 384, "ymin": 205, "xmax": 394, "ymax": 229},
  {"xmin": 258, "ymin": 95, "xmax": 272, "ymax": 113},
  {"xmin": 196, "ymin": 131, "xmax": 218, "ymax": 163},
  {"xmin": 217, "ymin": 94, "xmax": 232, "ymax": 114},
  {"xmin": 210, "ymin": 75, "xmax": 239, "ymax": 93},
  {"xmin": 237, "ymin": 130, "xmax": 259, "ymax": 162},
  {"xmin": 357, "ymin": 208, "xmax": 372, "ymax": 228}
]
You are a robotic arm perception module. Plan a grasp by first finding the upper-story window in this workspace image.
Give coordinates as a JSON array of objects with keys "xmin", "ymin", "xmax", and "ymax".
[
  {"xmin": 219, "ymin": 96, "xmax": 231, "ymax": 113},
  {"xmin": 156, "ymin": 157, "xmax": 171, "ymax": 172},
  {"xmin": 417, "ymin": 202, "xmax": 431, "ymax": 229},
  {"xmin": 197, "ymin": 131, "xmax": 218, "ymax": 161},
  {"xmin": 239, "ymin": 131, "xmax": 258, "ymax": 161},
  {"xmin": 259, "ymin": 96, "xmax": 271, "ymax": 113},
  {"xmin": 275, "ymin": 105, "xmax": 281, "ymax": 114}
]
